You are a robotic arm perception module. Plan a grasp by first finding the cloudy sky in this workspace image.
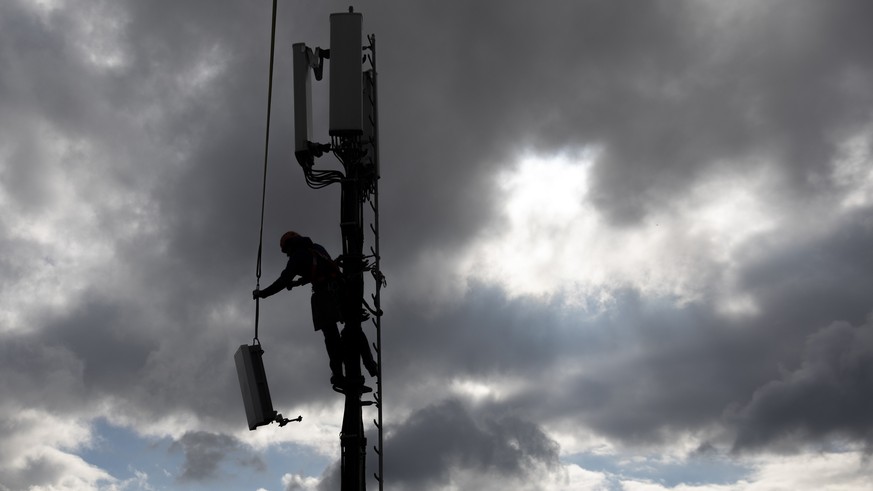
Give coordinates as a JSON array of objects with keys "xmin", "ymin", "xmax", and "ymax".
[{"xmin": 2, "ymin": 0, "xmax": 873, "ymax": 490}]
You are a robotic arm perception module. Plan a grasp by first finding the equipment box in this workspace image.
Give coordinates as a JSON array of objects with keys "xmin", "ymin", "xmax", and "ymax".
[{"xmin": 234, "ymin": 344, "xmax": 277, "ymax": 430}]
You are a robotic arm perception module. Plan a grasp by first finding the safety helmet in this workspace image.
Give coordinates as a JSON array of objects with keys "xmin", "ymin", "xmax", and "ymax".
[{"xmin": 279, "ymin": 231, "xmax": 301, "ymax": 251}]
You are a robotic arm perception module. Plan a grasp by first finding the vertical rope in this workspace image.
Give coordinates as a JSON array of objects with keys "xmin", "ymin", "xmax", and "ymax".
[{"xmin": 255, "ymin": 0, "xmax": 279, "ymax": 344}]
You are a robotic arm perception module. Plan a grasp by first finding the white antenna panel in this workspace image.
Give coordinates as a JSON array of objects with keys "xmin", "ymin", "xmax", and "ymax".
[{"xmin": 293, "ymin": 43, "xmax": 313, "ymax": 158}]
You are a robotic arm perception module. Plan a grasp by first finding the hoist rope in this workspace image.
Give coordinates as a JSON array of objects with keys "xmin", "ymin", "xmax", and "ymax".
[{"xmin": 254, "ymin": 0, "xmax": 279, "ymax": 344}]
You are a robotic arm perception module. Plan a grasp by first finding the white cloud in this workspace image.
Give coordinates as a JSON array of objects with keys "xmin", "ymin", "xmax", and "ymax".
[
  {"xmin": 560, "ymin": 464, "xmax": 613, "ymax": 491},
  {"xmin": 233, "ymin": 402, "xmax": 345, "ymax": 461},
  {"xmin": 16, "ymin": 0, "xmax": 63, "ymax": 19},
  {"xmin": 458, "ymin": 150, "xmax": 784, "ymax": 312},
  {"xmin": 746, "ymin": 451, "xmax": 872, "ymax": 491},
  {"xmin": 14, "ymin": 0, "xmax": 131, "ymax": 70},
  {"xmin": 281, "ymin": 473, "xmax": 320, "ymax": 491},
  {"xmin": 418, "ymin": 462, "xmax": 610, "ymax": 491},
  {"xmin": 0, "ymin": 120, "xmax": 162, "ymax": 335},
  {"xmin": 831, "ymin": 126, "xmax": 873, "ymax": 210},
  {"xmin": 0, "ymin": 409, "xmax": 115, "ymax": 491},
  {"xmin": 449, "ymin": 376, "xmax": 527, "ymax": 404},
  {"xmin": 621, "ymin": 480, "xmax": 737, "ymax": 491},
  {"xmin": 71, "ymin": 2, "xmax": 130, "ymax": 70},
  {"xmin": 618, "ymin": 450, "xmax": 873, "ymax": 491},
  {"xmin": 101, "ymin": 470, "xmax": 156, "ymax": 491}
]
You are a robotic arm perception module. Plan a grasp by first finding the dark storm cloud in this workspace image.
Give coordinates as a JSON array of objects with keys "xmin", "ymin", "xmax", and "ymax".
[
  {"xmin": 384, "ymin": 399, "xmax": 560, "ymax": 485},
  {"xmin": 169, "ymin": 430, "xmax": 265, "ymax": 482},
  {"xmin": 736, "ymin": 212, "xmax": 873, "ymax": 329},
  {"xmin": 382, "ymin": 209, "xmax": 873, "ymax": 452},
  {"xmin": 385, "ymin": 287, "xmax": 750, "ymax": 445},
  {"xmin": 372, "ymin": 0, "xmax": 873, "ymax": 238},
  {"xmin": 0, "ymin": 332, "xmax": 85, "ymax": 413},
  {"xmin": 0, "ymin": 3, "xmax": 97, "ymax": 212},
  {"xmin": 380, "ymin": 0, "xmax": 705, "ymax": 226},
  {"xmin": 47, "ymin": 299, "xmax": 156, "ymax": 392},
  {"xmin": 367, "ymin": 0, "xmax": 873, "ymax": 455},
  {"xmin": 731, "ymin": 319, "xmax": 873, "ymax": 452},
  {"xmin": 1, "ymin": 0, "xmax": 345, "ymax": 428},
  {"xmin": 315, "ymin": 398, "xmax": 561, "ymax": 491},
  {"xmin": 3, "ymin": 0, "xmax": 873, "ymax": 488},
  {"xmin": 0, "ymin": 289, "xmax": 242, "ymax": 424}
]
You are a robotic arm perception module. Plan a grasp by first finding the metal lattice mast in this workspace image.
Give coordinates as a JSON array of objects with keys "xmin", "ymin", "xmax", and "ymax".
[
  {"xmin": 292, "ymin": 9, "xmax": 383, "ymax": 491},
  {"xmin": 363, "ymin": 34, "xmax": 384, "ymax": 490}
]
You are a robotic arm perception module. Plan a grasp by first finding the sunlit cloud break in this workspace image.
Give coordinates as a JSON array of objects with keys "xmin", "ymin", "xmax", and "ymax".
[{"xmin": 461, "ymin": 149, "xmax": 786, "ymax": 313}]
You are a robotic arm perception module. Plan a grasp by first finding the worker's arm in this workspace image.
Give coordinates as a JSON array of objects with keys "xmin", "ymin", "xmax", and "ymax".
[
  {"xmin": 253, "ymin": 253, "xmax": 309, "ymax": 299},
  {"xmin": 255, "ymin": 275, "xmax": 287, "ymax": 298},
  {"xmin": 254, "ymin": 273, "xmax": 309, "ymax": 299}
]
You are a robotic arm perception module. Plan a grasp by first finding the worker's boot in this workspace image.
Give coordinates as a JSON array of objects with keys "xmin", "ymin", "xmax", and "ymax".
[{"xmin": 329, "ymin": 356, "xmax": 345, "ymax": 388}]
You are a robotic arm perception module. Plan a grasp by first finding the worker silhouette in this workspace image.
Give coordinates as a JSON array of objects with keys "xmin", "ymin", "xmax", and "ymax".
[{"xmin": 253, "ymin": 231, "xmax": 378, "ymax": 387}]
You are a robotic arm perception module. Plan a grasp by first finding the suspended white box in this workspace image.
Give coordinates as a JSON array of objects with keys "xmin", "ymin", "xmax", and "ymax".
[{"xmin": 234, "ymin": 344, "xmax": 277, "ymax": 430}]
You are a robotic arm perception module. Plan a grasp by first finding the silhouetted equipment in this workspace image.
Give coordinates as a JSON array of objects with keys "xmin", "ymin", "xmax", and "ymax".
[
  {"xmin": 234, "ymin": 343, "xmax": 302, "ymax": 430},
  {"xmin": 292, "ymin": 44, "xmax": 313, "ymax": 167},
  {"xmin": 236, "ymin": 0, "xmax": 301, "ymax": 433},
  {"xmin": 293, "ymin": 43, "xmax": 327, "ymax": 168},
  {"xmin": 237, "ymin": 3, "xmax": 383, "ymax": 487},
  {"xmin": 329, "ymin": 12, "xmax": 363, "ymax": 137},
  {"xmin": 293, "ymin": 7, "xmax": 385, "ymax": 491}
]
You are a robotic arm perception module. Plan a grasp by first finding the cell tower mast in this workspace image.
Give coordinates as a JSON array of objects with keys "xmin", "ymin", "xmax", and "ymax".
[{"xmin": 293, "ymin": 8, "xmax": 384, "ymax": 491}]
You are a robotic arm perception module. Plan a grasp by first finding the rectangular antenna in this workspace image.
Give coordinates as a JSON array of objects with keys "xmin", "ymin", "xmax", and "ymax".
[
  {"xmin": 293, "ymin": 43, "xmax": 313, "ymax": 163},
  {"xmin": 234, "ymin": 344, "xmax": 277, "ymax": 430},
  {"xmin": 329, "ymin": 12, "xmax": 363, "ymax": 136}
]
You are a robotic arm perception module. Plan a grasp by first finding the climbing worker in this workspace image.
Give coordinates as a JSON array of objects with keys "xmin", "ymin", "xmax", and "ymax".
[{"xmin": 253, "ymin": 231, "xmax": 378, "ymax": 387}]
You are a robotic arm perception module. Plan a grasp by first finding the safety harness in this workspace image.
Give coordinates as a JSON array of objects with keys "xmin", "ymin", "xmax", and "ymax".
[{"xmin": 308, "ymin": 245, "xmax": 342, "ymax": 286}]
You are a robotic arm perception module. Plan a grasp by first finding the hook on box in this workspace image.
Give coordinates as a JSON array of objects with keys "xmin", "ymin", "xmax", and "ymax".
[{"xmin": 276, "ymin": 414, "xmax": 303, "ymax": 427}]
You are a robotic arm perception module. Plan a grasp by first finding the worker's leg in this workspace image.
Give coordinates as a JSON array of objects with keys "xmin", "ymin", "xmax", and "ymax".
[
  {"xmin": 312, "ymin": 291, "xmax": 344, "ymax": 384},
  {"xmin": 321, "ymin": 324, "xmax": 344, "ymax": 382}
]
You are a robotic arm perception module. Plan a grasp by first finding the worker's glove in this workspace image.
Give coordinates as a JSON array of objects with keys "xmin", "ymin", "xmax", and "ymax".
[
  {"xmin": 252, "ymin": 289, "xmax": 261, "ymax": 300},
  {"xmin": 287, "ymin": 279, "xmax": 306, "ymax": 290}
]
